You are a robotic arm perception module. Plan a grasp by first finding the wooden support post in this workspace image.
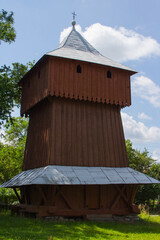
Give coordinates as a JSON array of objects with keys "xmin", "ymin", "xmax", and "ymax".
[
  {"xmin": 114, "ymin": 185, "xmax": 130, "ymax": 207},
  {"xmin": 13, "ymin": 188, "xmax": 22, "ymax": 204},
  {"xmin": 130, "ymin": 185, "xmax": 138, "ymax": 205},
  {"xmin": 60, "ymin": 191, "xmax": 73, "ymax": 209},
  {"xmin": 37, "ymin": 185, "xmax": 48, "ymax": 205},
  {"xmin": 56, "ymin": 186, "xmax": 73, "ymax": 209},
  {"xmin": 50, "ymin": 185, "xmax": 56, "ymax": 206},
  {"xmin": 84, "ymin": 185, "xmax": 87, "ymax": 208},
  {"xmin": 110, "ymin": 185, "xmax": 129, "ymax": 209}
]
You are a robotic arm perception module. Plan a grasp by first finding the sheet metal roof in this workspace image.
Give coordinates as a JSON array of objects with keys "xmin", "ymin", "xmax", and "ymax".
[
  {"xmin": 46, "ymin": 26, "xmax": 136, "ymax": 73},
  {"xmin": 0, "ymin": 165, "xmax": 159, "ymax": 188}
]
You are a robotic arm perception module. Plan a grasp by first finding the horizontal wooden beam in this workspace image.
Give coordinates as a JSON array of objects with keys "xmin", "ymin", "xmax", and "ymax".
[{"xmin": 15, "ymin": 204, "xmax": 132, "ymax": 217}]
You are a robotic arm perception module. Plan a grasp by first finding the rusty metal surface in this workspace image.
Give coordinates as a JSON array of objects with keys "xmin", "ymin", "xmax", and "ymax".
[{"xmin": 1, "ymin": 166, "xmax": 159, "ymax": 188}]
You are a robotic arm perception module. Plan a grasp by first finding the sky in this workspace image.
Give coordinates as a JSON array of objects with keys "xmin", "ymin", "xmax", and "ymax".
[{"xmin": 1, "ymin": 0, "xmax": 160, "ymax": 162}]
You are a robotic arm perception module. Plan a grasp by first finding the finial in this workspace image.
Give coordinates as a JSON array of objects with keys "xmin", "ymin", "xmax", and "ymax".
[{"xmin": 72, "ymin": 12, "xmax": 76, "ymax": 28}]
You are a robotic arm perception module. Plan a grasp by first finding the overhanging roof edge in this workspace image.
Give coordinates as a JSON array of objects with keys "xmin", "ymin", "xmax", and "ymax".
[{"xmin": 0, "ymin": 166, "xmax": 159, "ymax": 188}]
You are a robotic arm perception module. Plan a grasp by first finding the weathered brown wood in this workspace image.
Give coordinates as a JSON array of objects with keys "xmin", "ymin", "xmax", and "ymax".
[
  {"xmin": 20, "ymin": 57, "xmax": 132, "ymax": 115},
  {"xmin": 56, "ymin": 188, "xmax": 73, "ymax": 210},
  {"xmin": 130, "ymin": 185, "xmax": 138, "ymax": 205},
  {"xmin": 114, "ymin": 185, "xmax": 130, "ymax": 207},
  {"xmin": 110, "ymin": 185, "xmax": 126, "ymax": 209},
  {"xmin": 23, "ymin": 98, "xmax": 129, "ymax": 170},
  {"xmin": 19, "ymin": 184, "xmax": 138, "ymax": 217},
  {"xmin": 13, "ymin": 188, "xmax": 22, "ymax": 204},
  {"xmin": 17, "ymin": 28, "xmax": 137, "ymax": 218},
  {"xmin": 37, "ymin": 185, "xmax": 48, "ymax": 205},
  {"xmin": 15, "ymin": 203, "xmax": 132, "ymax": 217},
  {"xmin": 50, "ymin": 186, "xmax": 56, "ymax": 206}
]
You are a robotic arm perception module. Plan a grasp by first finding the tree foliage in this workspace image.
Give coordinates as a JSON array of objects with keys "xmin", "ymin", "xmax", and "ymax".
[
  {"xmin": 0, "ymin": 9, "xmax": 16, "ymax": 44},
  {"xmin": 0, "ymin": 117, "xmax": 28, "ymax": 184},
  {"xmin": 0, "ymin": 9, "xmax": 34, "ymax": 125},
  {"xmin": 0, "ymin": 62, "xmax": 33, "ymax": 125},
  {"xmin": 126, "ymin": 139, "xmax": 160, "ymax": 205},
  {"xmin": 0, "ymin": 117, "xmax": 28, "ymax": 204}
]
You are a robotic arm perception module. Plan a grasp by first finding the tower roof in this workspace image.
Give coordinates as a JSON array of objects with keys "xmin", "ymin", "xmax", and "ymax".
[{"xmin": 47, "ymin": 26, "xmax": 136, "ymax": 73}]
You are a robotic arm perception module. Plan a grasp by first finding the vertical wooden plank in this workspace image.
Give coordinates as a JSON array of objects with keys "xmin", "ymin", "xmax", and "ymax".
[
  {"xmin": 76, "ymin": 100, "xmax": 82, "ymax": 165},
  {"xmin": 84, "ymin": 63, "xmax": 89, "ymax": 101},
  {"xmin": 86, "ymin": 101, "xmax": 94, "ymax": 166},
  {"xmin": 114, "ymin": 106, "xmax": 122, "ymax": 166},
  {"xmin": 101, "ymin": 104, "xmax": 110, "ymax": 166},
  {"xmin": 114, "ymin": 69, "xmax": 118, "ymax": 105},
  {"xmin": 97, "ymin": 103, "xmax": 105, "ymax": 166},
  {"xmin": 50, "ymin": 98, "xmax": 55, "ymax": 165},
  {"xmin": 66, "ymin": 99, "xmax": 72, "ymax": 164},
  {"xmin": 86, "ymin": 186, "xmax": 99, "ymax": 209},
  {"xmin": 82, "ymin": 101, "xmax": 89, "ymax": 165},
  {"xmin": 55, "ymin": 98, "xmax": 62, "ymax": 165},
  {"xmin": 91, "ymin": 65, "xmax": 97, "ymax": 102},
  {"xmin": 106, "ymin": 105, "xmax": 114, "ymax": 166},
  {"xmin": 90, "ymin": 103, "xmax": 98, "ymax": 166},
  {"xmin": 118, "ymin": 109, "xmax": 129, "ymax": 166},
  {"xmin": 71, "ymin": 99, "xmax": 77, "ymax": 165},
  {"xmin": 130, "ymin": 185, "xmax": 138, "ymax": 205},
  {"xmin": 97, "ymin": 66, "xmax": 101, "ymax": 102},
  {"xmin": 87, "ymin": 64, "xmax": 92, "ymax": 101},
  {"xmin": 78, "ymin": 63, "xmax": 83, "ymax": 101},
  {"xmin": 54, "ymin": 59, "xmax": 59, "ymax": 96}
]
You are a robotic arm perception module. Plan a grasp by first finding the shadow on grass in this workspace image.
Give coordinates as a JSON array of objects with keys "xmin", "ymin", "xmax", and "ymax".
[{"xmin": 0, "ymin": 212, "xmax": 160, "ymax": 240}]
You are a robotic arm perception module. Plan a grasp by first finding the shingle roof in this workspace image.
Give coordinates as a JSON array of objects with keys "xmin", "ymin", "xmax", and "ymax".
[
  {"xmin": 46, "ymin": 26, "xmax": 136, "ymax": 73},
  {"xmin": 1, "ymin": 165, "xmax": 159, "ymax": 188}
]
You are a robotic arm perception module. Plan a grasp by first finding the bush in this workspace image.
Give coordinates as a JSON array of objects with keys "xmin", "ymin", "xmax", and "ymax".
[{"xmin": 0, "ymin": 188, "xmax": 18, "ymax": 204}]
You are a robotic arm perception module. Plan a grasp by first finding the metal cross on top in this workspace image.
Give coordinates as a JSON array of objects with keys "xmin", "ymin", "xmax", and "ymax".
[{"xmin": 72, "ymin": 12, "xmax": 76, "ymax": 21}]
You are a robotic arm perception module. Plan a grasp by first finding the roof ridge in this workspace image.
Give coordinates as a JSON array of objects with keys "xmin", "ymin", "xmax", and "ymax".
[
  {"xmin": 57, "ymin": 27, "xmax": 100, "ymax": 55},
  {"xmin": 58, "ymin": 28, "xmax": 75, "ymax": 49}
]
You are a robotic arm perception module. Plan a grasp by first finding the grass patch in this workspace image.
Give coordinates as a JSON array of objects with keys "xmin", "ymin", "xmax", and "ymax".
[{"xmin": 0, "ymin": 211, "xmax": 160, "ymax": 240}]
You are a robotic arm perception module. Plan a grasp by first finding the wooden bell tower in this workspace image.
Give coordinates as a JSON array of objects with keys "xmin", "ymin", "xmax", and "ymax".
[{"xmin": 1, "ymin": 20, "xmax": 159, "ymax": 218}]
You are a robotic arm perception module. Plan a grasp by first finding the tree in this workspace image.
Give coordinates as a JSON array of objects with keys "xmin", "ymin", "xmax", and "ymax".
[
  {"xmin": 0, "ymin": 9, "xmax": 16, "ymax": 44},
  {"xmin": 126, "ymin": 139, "xmax": 160, "ymax": 206},
  {"xmin": 0, "ymin": 117, "xmax": 28, "ymax": 204},
  {"xmin": 0, "ymin": 62, "xmax": 33, "ymax": 125},
  {"xmin": 126, "ymin": 139, "xmax": 154, "ymax": 172},
  {"xmin": 0, "ymin": 9, "xmax": 34, "ymax": 125},
  {"xmin": 0, "ymin": 117, "xmax": 28, "ymax": 183}
]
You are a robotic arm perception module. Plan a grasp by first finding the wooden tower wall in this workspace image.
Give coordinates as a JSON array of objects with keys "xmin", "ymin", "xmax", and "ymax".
[
  {"xmin": 23, "ymin": 97, "xmax": 128, "ymax": 170},
  {"xmin": 20, "ymin": 57, "xmax": 131, "ymax": 115},
  {"xmin": 19, "ymin": 184, "xmax": 138, "ymax": 217},
  {"xmin": 21, "ymin": 58, "xmax": 50, "ymax": 115}
]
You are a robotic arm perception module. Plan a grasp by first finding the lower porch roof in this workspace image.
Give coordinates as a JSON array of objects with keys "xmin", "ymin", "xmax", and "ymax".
[{"xmin": 1, "ymin": 165, "xmax": 159, "ymax": 188}]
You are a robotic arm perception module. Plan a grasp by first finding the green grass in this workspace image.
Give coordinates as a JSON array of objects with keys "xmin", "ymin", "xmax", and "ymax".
[{"xmin": 0, "ymin": 211, "xmax": 160, "ymax": 240}]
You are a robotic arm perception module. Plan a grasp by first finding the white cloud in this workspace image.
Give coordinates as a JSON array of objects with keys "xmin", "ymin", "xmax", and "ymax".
[
  {"xmin": 132, "ymin": 75, "xmax": 160, "ymax": 107},
  {"xmin": 152, "ymin": 149, "xmax": 160, "ymax": 163},
  {"xmin": 138, "ymin": 112, "xmax": 152, "ymax": 120},
  {"xmin": 60, "ymin": 23, "xmax": 160, "ymax": 62},
  {"xmin": 121, "ymin": 112, "xmax": 160, "ymax": 143}
]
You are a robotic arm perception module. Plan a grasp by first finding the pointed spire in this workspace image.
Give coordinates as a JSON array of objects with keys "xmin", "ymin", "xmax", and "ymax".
[{"xmin": 72, "ymin": 12, "xmax": 76, "ymax": 28}]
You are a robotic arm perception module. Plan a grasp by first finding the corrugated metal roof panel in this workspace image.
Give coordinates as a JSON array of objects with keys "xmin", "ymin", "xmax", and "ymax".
[{"xmin": 0, "ymin": 165, "xmax": 159, "ymax": 188}]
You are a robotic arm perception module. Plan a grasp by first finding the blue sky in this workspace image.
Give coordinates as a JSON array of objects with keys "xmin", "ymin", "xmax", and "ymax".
[{"xmin": 1, "ymin": 0, "xmax": 160, "ymax": 161}]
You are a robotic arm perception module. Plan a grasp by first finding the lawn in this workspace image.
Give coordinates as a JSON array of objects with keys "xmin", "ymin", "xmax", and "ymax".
[{"xmin": 0, "ymin": 211, "xmax": 160, "ymax": 240}]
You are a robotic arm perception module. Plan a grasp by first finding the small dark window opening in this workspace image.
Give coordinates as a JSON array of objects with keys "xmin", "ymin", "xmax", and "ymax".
[
  {"xmin": 107, "ymin": 70, "xmax": 111, "ymax": 78},
  {"xmin": 77, "ymin": 65, "xmax": 82, "ymax": 73},
  {"xmin": 38, "ymin": 71, "xmax": 40, "ymax": 79}
]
